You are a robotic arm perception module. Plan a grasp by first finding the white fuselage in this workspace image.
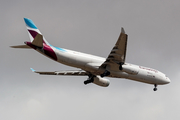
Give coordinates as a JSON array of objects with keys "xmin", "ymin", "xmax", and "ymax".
[
  {"xmin": 12, "ymin": 18, "xmax": 170, "ymax": 90},
  {"xmin": 37, "ymin": 45, "xmax": 170, "ymax": 85}
]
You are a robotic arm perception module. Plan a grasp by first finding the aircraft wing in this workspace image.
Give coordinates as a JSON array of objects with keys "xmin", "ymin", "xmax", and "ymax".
[
  {"xmin": 100, "ymin": 28, "xmax": 128, "ymax": 69},
  {"xmin": 30, "ymin": 68, "xmax": 89, "ymax": 76}
]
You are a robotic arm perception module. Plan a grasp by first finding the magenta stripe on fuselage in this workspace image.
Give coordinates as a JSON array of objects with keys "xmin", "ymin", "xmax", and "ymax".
[
  {"xmin": 43, "ymin": 44, "xmax": 57, "ymax": 61},
  {"xmin": 25, "ymin": 42, "xmax": 57, "ymax": 61}
]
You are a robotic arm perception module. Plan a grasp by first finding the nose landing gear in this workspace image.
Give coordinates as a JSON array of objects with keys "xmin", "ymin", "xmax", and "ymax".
[{"xmin": 153, "ymin": 84, "xmax": 157, "ymax": 91}]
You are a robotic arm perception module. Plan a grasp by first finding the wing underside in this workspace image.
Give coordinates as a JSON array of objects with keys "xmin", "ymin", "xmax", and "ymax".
[
  {"xmin": 100, "ymin": 28, "xmax": 128, "ymax": 70},
  {"xmin": 31, "ymin": 68, "xmax": 89, "ymax": 76}
]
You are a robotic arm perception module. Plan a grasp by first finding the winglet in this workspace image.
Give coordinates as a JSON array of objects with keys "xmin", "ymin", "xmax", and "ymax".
[
  {"xmin": 121, "ymin": 27, "xmax": 125, "ymax": 34},
  {"xmin": 30, "ymin": 68, "xmax": 36, "ymax": 72}
]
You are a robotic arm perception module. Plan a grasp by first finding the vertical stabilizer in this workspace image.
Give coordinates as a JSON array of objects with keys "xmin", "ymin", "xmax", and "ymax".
[{"xmin": 24, "ymin": 18, "xmax": 50, "ymax": 45}]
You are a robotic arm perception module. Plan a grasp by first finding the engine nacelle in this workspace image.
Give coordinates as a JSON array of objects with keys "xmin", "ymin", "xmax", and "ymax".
[
  {"xmin": 121, "ymin": 64, "xmax": 139, "ymax": 75},
  {"xmin": 93, "ymin": 76, "xmax": 110, "ymax": 87}
]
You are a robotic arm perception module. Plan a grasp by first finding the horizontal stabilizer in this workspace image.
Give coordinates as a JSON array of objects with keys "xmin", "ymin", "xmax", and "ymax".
[
  {"xmin": 32, "ymin": 34, "xmax": 43, "ymax": 47},
  {"xmin": 10, "ymin": 45, "xmax": 31, "ymax": 48}
]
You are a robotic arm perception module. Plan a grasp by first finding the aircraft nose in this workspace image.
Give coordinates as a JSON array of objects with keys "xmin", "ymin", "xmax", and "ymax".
[
  {"xmin": 165, "ymin": 77, "xmax": 171, "ymax": 84},
  {"xmin": 157, "ymin": 76, "xmax": 171, "ymax": 85}
]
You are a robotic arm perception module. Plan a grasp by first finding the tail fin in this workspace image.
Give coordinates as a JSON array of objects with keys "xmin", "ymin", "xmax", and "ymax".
[{"xmin": 24, "ymin": 18, "xmax": 50, "ymax": 45}]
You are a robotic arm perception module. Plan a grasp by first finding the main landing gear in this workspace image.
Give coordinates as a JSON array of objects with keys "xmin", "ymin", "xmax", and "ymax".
[
  {"xmin": 100, "ymin": 70, "xmax": 110, "ymax": 78},
  {"xmin": 84, "ymin": 75, "xmax": 94, "ymax": 85},
  {"xmin": 153, "ymin": 84, "xmax": 157, "ymax": 91},
  {"xmin": 119, "ymin": 62, "xmax": 123, "ymax": 70}
]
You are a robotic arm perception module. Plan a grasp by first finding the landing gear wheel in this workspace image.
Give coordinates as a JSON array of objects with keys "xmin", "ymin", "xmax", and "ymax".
[
  {"xmin": 153, "ymin": 84, "xmax": 157, "ymax": 91},
  {"xmin": 84, "ymin": 80, "xmax": 93, "ymax": 85},
  {"xmin": 84, "ymin": 75, "xmax": 94, "ymax": 85},
  {"xmin": 100, "ymin": 70, "xmax": 110, "ymax": 78},
  {"xmin": 84, "ymin": 80, "xmax": 90, "ymax": 85},
  {"xmin": 100, "ymin": 74, "xmax": 105, "ymax": 78},
  {"xmin": 153, "ymin": 88, "xmax": 157, "ymax": 91},
  {"xmin": 119, "ymin": 62, "xmax": 123, "ymax": 70}
]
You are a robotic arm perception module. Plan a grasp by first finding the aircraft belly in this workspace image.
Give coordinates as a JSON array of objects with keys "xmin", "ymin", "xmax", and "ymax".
[
  {"xmin": 110, "ymin": 71, "xmax": 129, "ymax": 79},
  {"xmin": 84, "ymin": 63, "xmax": 102, "ymax": 73}
]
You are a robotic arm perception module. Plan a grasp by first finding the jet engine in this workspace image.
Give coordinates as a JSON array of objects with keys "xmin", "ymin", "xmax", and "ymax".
[
  {"xmin": 121, "ymin": 64, "xmax": 139, "ymax": 75},
  {"xmin": 93, "ymin": 76, "xmax": 110, "ymax": 87}
]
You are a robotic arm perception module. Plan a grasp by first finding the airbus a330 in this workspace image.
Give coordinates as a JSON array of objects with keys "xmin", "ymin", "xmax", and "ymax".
[{"xmin": 11, "ymin": 18, "xmax": 170, "ymax": 91}]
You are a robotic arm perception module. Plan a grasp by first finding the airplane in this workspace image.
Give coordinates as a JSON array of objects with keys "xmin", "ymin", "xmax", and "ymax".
[{"xmin": 11, "ymin": 18, "xmax": 170, "ymax": 91}]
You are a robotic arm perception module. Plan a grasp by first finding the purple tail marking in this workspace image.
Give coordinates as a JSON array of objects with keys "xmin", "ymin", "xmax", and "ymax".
[{"xmin": 28, "ymin": 30, "xmax": 46, "ymax": 44}]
